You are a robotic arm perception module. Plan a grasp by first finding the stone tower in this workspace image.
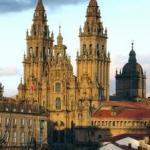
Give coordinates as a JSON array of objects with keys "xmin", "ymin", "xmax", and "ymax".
[
  {"xmin": 77, "ymin": 0, "xmax": 110, "ymax": 105},
  {"xmin": 17, "ymin": 0, "xmax": 76, "ymax": 145},
  {"xmin": 18, "ymin": 0, "xmax": 53, "ymax": 106},
  {"xmin": 116, "ymin": 43, "xmax": 146, "ymax": 101}
]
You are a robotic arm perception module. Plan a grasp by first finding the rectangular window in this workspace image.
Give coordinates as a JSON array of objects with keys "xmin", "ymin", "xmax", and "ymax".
[
  {"xmin": 6, "ymin": 131, "xmax": 9, "ymax": 142},
  {"xmin": 56, "ymin": 97, "xmax": 61, "ymax": 110},
  {"xmin": 29, "ymin": 119, "xmax": 32, "ymax": 127},
  {"xmin": 21, "ymin": 119, "xmax": 25, "ymax": 127},
  {"xmin": 13, "ymin": 118, "xmax": 17, "ymax": 126},
  {"xmin": 21, "ymin": 132, "xmax": 25, "ymax": 144},
  {"xmin": 13, "ymin": 132, "xmax": 17, "ymax": 143},
  {"xmin": 55, "ymin": 82, "xmax": 61, "ymax": 92},
  {"xmin": 5, "ymin": 118, "xmax": 9, "ymax": 126}
]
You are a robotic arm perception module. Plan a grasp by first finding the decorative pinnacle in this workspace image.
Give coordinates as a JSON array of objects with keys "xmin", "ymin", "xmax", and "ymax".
[
  {"xmin": 59, "ymin": 25, "xmax": 61, "ymax": 34},
  {"xmin": 57, "ymin": 25, "xmax": 63, "ymax": 45},
  {"xmin": 21, "ymin": 77, "xmax": 23, "ymax": 84},
  {"xmin": 131, "ymin": 41, "xmax": 134, "ymax": 50},
  {"xmin": 116, "ymin": 69, "xmax": 118, "ymax": 75},
  {"xmin": 129, "ymin": 41, "xmax": 137, "ymax": 63}
]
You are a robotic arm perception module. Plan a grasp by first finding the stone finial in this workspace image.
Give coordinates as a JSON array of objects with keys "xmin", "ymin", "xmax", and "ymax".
[
  {"xmin": 57, "ymin": 25, "xmax": 63, "ymax": 45},
  {"xmin": 131, "ymin": 41, "xmax": 134, "ymax": 50}
]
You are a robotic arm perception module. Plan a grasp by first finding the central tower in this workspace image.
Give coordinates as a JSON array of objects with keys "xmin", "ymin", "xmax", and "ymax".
[{"xmin": 77, "ymin": 0, "xmax": 110, "ymax": 103}]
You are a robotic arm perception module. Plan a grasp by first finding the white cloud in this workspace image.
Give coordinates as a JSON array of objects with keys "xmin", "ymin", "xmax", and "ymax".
[
  {"xmin": 4, "ymin": 88, "xmax": 17, "ymax": 97},
  {"xmin": 0, "ymin": 67, "xmax": 20, "ymax": 76},
  {"xmin": 0, "ymin": 0, "xmax": 87, "ymax": 13}
]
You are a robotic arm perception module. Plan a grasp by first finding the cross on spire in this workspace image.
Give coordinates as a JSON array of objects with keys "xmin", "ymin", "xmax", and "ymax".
[
  {"xmin": 57, "ymin": 26, "xmax": 63, "ymax": 45},
  {"xmin": 131, "ymin": 41, "xmax": 134, "ymax": 50},
  {"xmin": 129, "ymin": 42, "xmax": 136, "ymax": 63},
  {"xmin": 59, "ymin": 25, "xmax": 61, "ymax": 34}
]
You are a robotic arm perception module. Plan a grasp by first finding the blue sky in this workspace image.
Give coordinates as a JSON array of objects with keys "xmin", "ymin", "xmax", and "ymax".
[{"xmin": 0, "ymin": 0, "xmax": 150, "ymax": 97}]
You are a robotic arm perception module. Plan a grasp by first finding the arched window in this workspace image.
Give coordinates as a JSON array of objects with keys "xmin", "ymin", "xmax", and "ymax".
[
  {"xmin": 56, "ymin": 97, "xmax": 61, "ymax": 110},
  {"xmin": 55, "ymin": 82, "xmax": 61, "ymax": 92},
  {"xmin": 97, "ymin": 50, "xmax": 100, "ymax": 57},
  {"xmin": 36, "ymin": 47, "xmax": 38, "ymax": 57},
  {"xmin": 48, "ymin": 48, "xmax": 51, "ymax": 56},
  {"xmin": 29, "ymin": 47, "xmax": 32, "ymax": 56},
  {"xmin": 43, "ymin": 100, "xmax": 46, "ymax": 107},
  {"xmin": 89, "ymin": 44, "xmax": 92, "ymax": 54}
]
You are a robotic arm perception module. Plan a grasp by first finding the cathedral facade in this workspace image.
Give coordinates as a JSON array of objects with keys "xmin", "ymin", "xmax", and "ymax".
[
  {"xmin": 16, "ymin": 0, "xmax": 150, "ymax": 149},
  {"xmin": 17, "ymin": 0, "xmax": 110, "ymax": 129}
]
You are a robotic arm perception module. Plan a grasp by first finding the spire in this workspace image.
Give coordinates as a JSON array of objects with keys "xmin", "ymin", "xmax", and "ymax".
[
  {"xmin": 86, "ymin": 0, "xmax": 100, "ymax": 18},
  {"xmin": 29, "ymin": 0, "xmax": 51, "ymax": 39},
  {"xmin": 57, "ymin": 26, "xmax": 63, "ymax": 45},
  {"xmin": 129, "ymin": 42, "xmax": 137, "ymax": 63},
  {"xmin": 35, "ymin": 0, "xmax": 45, "ymax": 11},
  {"xmin": 89, "ymin": 0, "xmax": 98, "ymax": 7},
  {"xmin": 81, "ymin": 0, "xmax": 104, "ymax": 36},
  {"xmin": 33, "ymin": 0, "xmax": 46, "ymax": 22}
]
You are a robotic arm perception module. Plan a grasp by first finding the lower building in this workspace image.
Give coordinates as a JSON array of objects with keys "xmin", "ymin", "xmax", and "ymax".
[
  {"xmin": 91, "ymin": 101, "xmax": 150, "ymax": 139},
  {"xmin": 0, "ymin": 98, "xmax": 48, "ymax": 149}
]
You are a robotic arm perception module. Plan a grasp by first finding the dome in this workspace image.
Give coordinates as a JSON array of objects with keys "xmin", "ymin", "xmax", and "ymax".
[
  {"xmin": 122, "ymin": 43, "xmax": 144, "ymax": 76},
  {"xmin": 122, "ymin": 62, "xmax": 143, "ymax": 75}
]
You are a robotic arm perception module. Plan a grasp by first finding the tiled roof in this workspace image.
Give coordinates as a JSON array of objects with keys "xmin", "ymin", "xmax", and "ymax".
[
  {"xmin": 93, "ymin": 109, "xmax": 150, "ymax": 119},
  {"xmin": 101, "ymin": 101, "xmax": 150, "ymax": 109}
]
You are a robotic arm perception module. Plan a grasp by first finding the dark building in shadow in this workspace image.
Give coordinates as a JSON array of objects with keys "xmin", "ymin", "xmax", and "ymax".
[{"xmin": 115, "ymin": 43, "xmax": 146, "ymax": 101}]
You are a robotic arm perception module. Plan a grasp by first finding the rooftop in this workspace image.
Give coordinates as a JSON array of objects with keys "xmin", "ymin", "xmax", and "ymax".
[
  {"xmin": 93, "ymin": 101, "xmax": 150, "ymax": 119},
  {"xmin": 93, "ymin": 109, "xmax": 150, "ymax": 119},
  {"xmin": 0, "ymin": 98, "xmax": 48, "ymax": 116}
]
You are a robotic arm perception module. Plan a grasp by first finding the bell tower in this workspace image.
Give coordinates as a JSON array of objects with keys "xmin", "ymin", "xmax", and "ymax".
[
  {"xmin": 18, "ymin": 0, "xmax": 53, "ymax": 105},
  {"xmin": 77, "ymin": 0, "xmax": 110, "ymax": 103}
]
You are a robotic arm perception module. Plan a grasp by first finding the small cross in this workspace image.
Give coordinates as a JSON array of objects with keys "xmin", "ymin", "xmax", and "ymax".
[
  {"xmin": 131, "ymin": 41, "xmax": 134, "ymax": 50},
  {"xmin": 59, "ymin": 25, "xmax": 61, "ymax": 33}
]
